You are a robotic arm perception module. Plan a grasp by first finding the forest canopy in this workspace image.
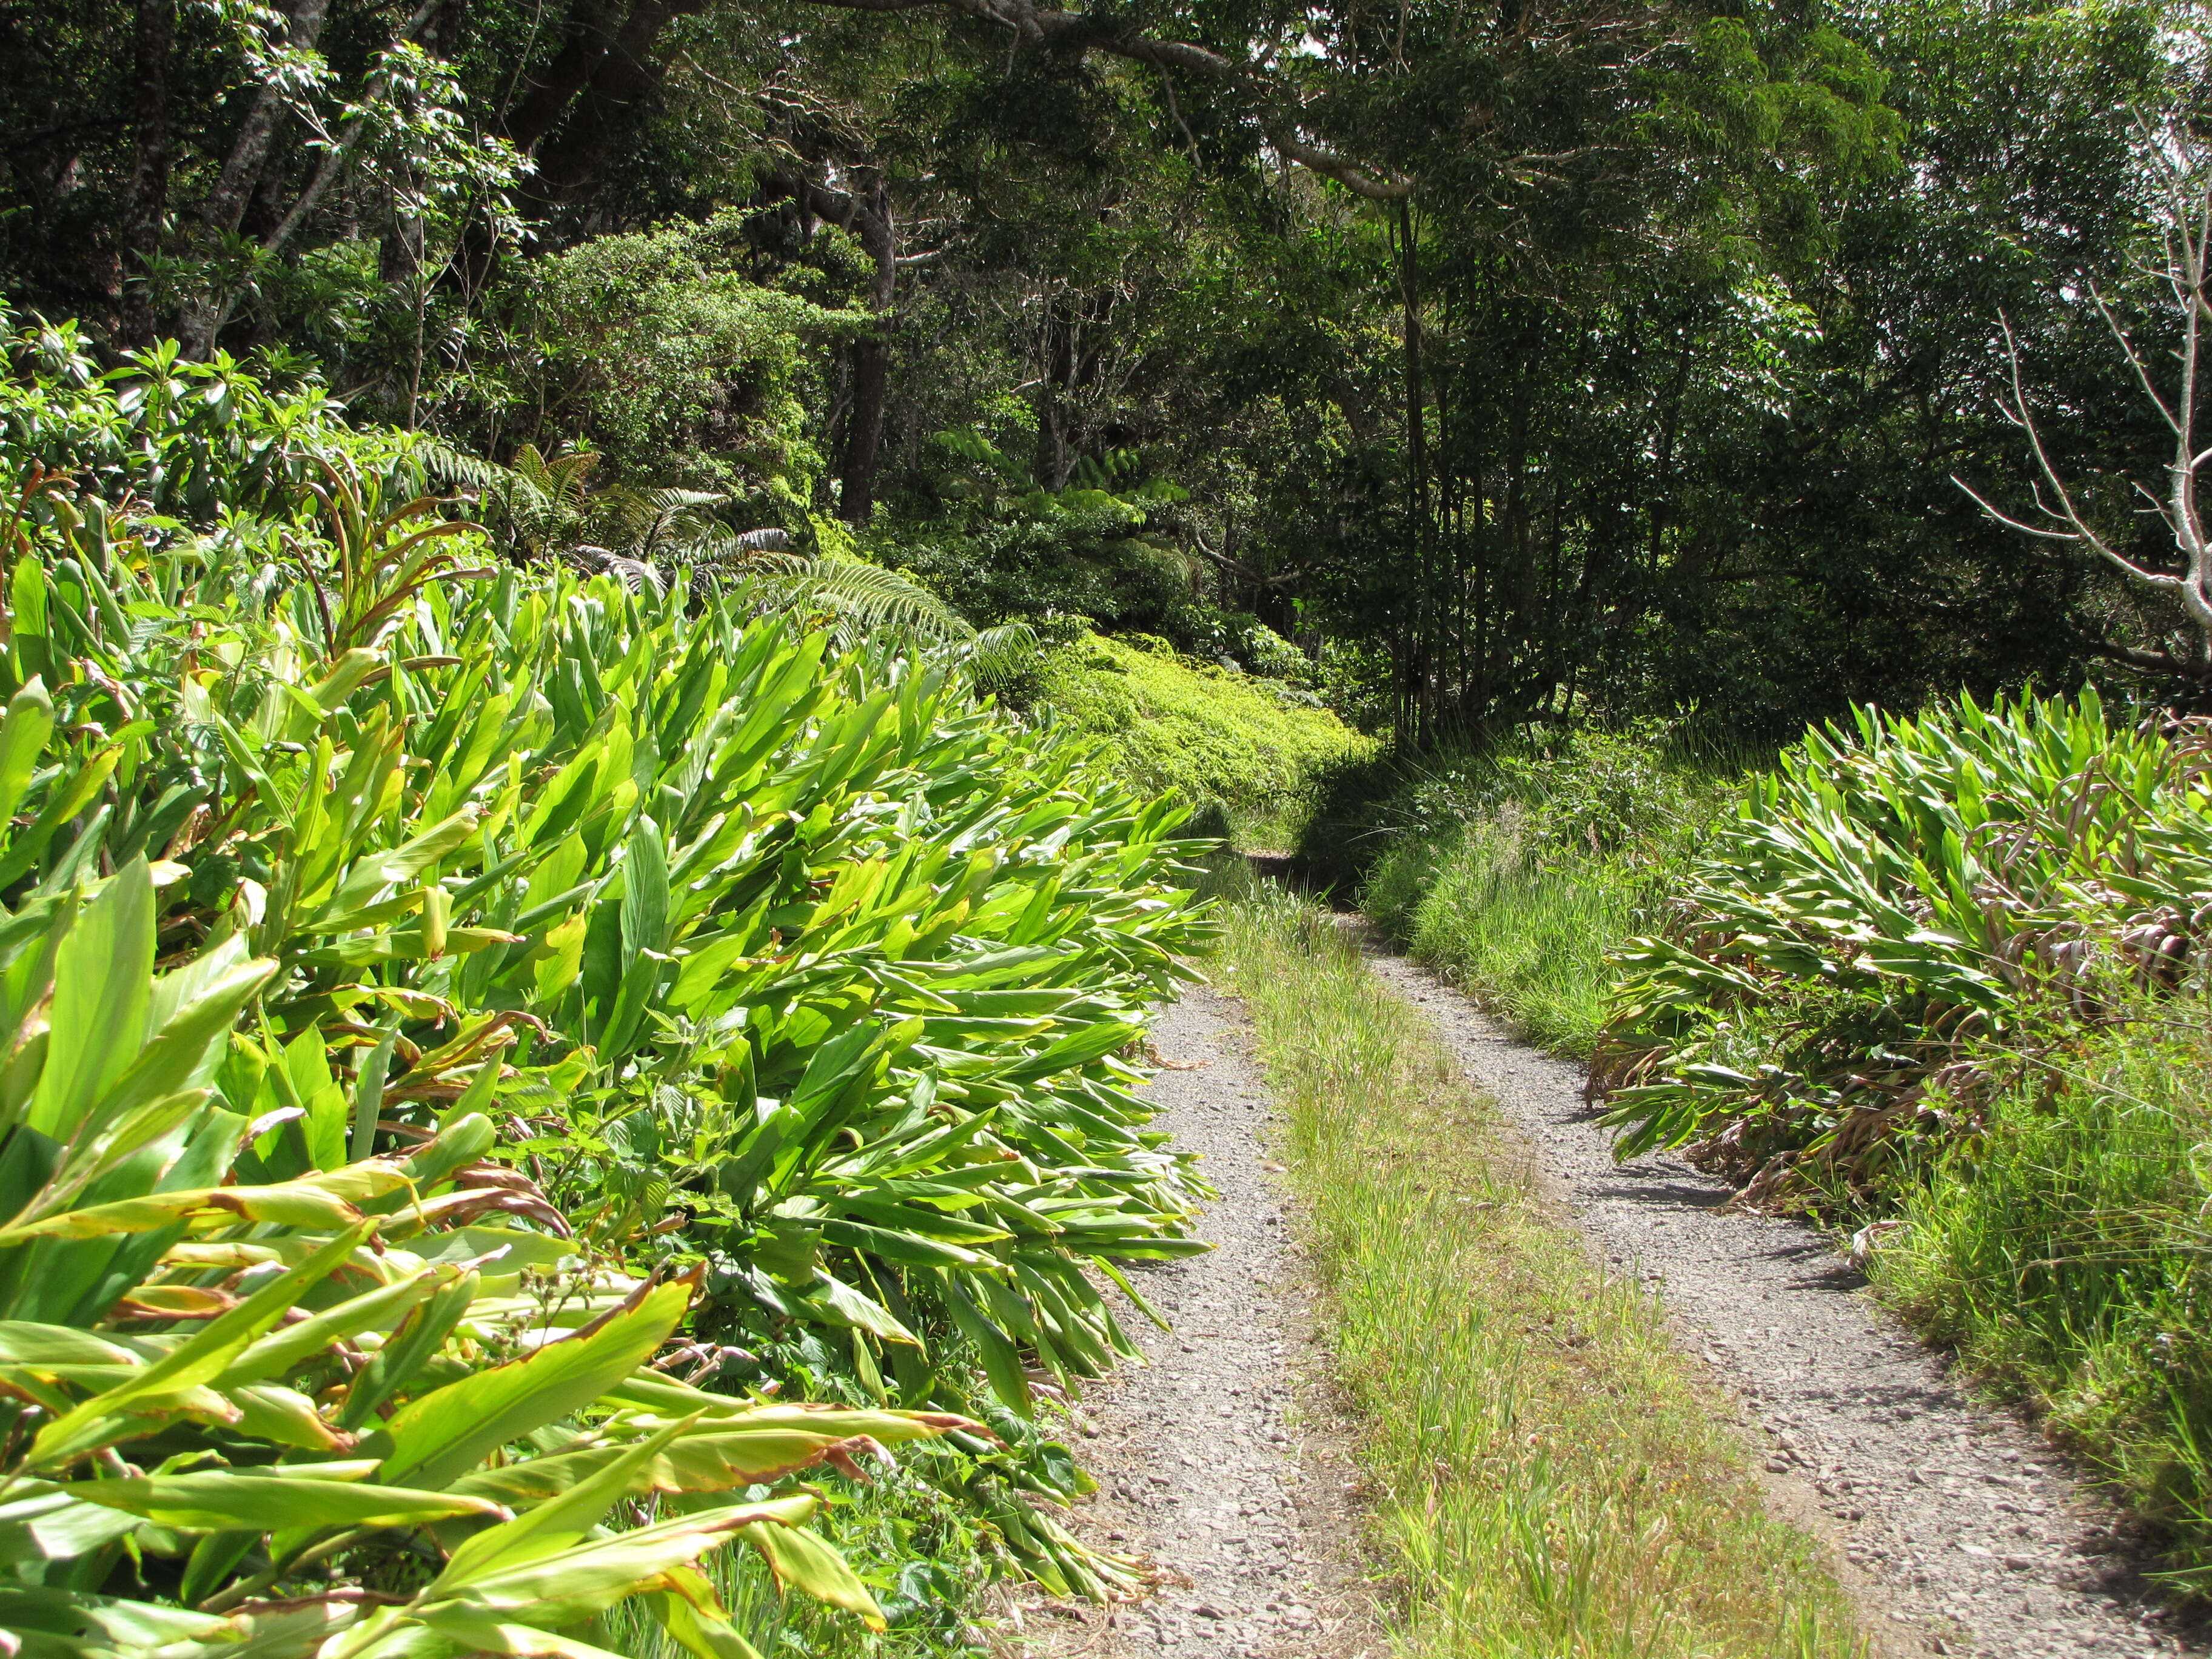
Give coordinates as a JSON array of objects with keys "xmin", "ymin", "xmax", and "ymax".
[{"xmin": 3, "ymin": 0, "xmax": 2205, "ymax": 738}]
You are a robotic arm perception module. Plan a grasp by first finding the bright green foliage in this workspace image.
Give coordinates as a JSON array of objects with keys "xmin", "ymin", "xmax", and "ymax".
[
  {"xmin": 0, "ymin": 326, "xmax": 419, "ymax": 522},
  {"xmin": 1595, "ymin": 692, "xmax": 2212, "ymax": 1199},
  {"xmin": 0, "ymin": 851, "xmax": 974, "ymax": 1659},
  {"xmin": 1033, "ymin": 633, "xmax": 1373, "ymax": 844},
  {"xmin": 0, "ymin": 336, "xmax": 1213, "ymax": 1640},
  {"xmin": 1873, "ymin": 1005, "xmax": 2212, "ymax": 1592},
  {"xmin": 1356, "ymin": 730, "xmax": 1738, "ymax": 1054},
  {"xmin": 1367, "ymin": 825, "xmax": 1649, "ymax": 1058}
]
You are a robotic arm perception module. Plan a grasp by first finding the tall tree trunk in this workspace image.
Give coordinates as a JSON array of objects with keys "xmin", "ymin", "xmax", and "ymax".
[
  {"xmin": 179, "ymin": 0, "xmax": 333, "ymax": 356},
  {"xmin": 837, "ymin": 181, "xmax": 896, "ymax": 526},
  {"xmin": 1397, "ymin": 199, "xmax": 1430, "ymax": 742},
  {"xmin": 117, "ymin": 0, "xmax": 175, "ymax": 350},
  {"xmin": 1034, "ymin": 300, "xmax": 1076, "ymax": 490},
  {"xmin": 520, "ymin": 0, "xmax": 703, "ymax": 215},
  {"xmin": 204, "ymin": 0, "xmax": 332, "ymax": 236}
]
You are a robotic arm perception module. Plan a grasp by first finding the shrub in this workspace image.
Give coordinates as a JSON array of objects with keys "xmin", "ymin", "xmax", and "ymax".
[
  {"xmin": 445, "ymin": 214, "xmax": 858, "ymax": 516},
  {"xmin": 1031, "ymin": 632, "xmax": 1375, "ymax": 845},
  {"xmin": 1595, "ymin": 691, "xmax": 2212, "ymax": 1207},
  {"xmin": 0, "ymin": 328, "xmax": 1216, "ymax": 1640}
]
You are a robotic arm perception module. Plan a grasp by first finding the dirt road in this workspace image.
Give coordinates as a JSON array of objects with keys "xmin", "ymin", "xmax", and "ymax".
[
  {"xmin": 1011, "ymin": 985, "xmax": 1379, "ymax": 1659},
  {"xmin": 1363, "ymin": 947, "xmax": 2199, "ymax": 1659}
]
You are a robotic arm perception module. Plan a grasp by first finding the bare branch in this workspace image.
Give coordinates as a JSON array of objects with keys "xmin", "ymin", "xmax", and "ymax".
[
  {"xmin": 1951, "ymin": 476, "xmax": 2106, "ymax": 542},
  {"xmin": 1265, "ymin": 126, "xmax": 1413, "ymax": 201},
  {"xmin": 2089, "ymin": 281, "xmax": 2181, "ymax": 434},
  {"xmin": 1971, "ymin": 138, "xmax": 2212, "ymax": 679}
]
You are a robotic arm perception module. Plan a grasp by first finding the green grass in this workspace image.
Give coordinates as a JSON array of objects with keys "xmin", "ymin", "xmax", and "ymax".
[
  {"xmin": 1034, "ymin": 632, "xmax": 1373, "ymax": 846},
  {"xmin": 1362, "ymin": 818, "xmax": 1640, "ymax": 1057},
  {"xmin": 1327, "ymin": 727, "xmax": 1739, "ymax": 1057},
  {"xmin": 1871, "ymin": 1001, "xmax": 2212, "ymax": 1592},
  {"xmin": 1218, "ymin": 891, "xmax": 1866, "ymax": 1659}
]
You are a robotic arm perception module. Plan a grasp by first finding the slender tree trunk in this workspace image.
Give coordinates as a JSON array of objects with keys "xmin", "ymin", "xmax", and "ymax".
[
  {"xmin": 1396, "ymin": 199, "xmax": 1430, "ymax": 743},
  {"xmin": 117, "ymin": 0, "xmax": 175, "ymax": 350},
  {"xmin": 1034, "ymin": 298, "xmax": 1077, "ymax": 490},
  {"xmin": 206, "ymin": 0, "xmax": 332, "ymax": 236},
  {"xmin": 178, "ymin": 0, "xmax": 334, "ymax": 355},
  {"xmin": 838, "ymin": 180, "xmax": 896, "ymax": 526}
]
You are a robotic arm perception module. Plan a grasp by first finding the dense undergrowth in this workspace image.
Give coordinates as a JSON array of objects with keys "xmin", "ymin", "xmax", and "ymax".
[
  {"xmin": 1031, "ymin": 632, "xmax": 1371, "ymax": 849},
  {"xmin": 1329, "ymin": 727, "xmax": 1740, "ymax": 1054},
  {"xmin": 1346, "ymin": 694, "xmax": 2212, "ymax": 1592},
  {"xmin": 0, "ymin": 327, "xmax": 1219, "ymax": 1656},
  {"xmin": 1221, "ymin": 893, "xmax": 1864, "ymax": 1658}
]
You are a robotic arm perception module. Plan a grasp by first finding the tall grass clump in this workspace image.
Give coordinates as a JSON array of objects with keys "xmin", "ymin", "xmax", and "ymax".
[
  {"xmin": 0, "ymin": 323, "xmax": 1218, "ymax": 1655},
  {"xmin": 1871, "ymin": 1005, "xmax": 2212, "ymax": 1590},
  {"xmin": 1219, "ymin": 892, "xmax": 1865, "ymax": 1659},
  {"xmin": 1352, "ymin": 726, "xmax": 1738, "ymax": 1056}
]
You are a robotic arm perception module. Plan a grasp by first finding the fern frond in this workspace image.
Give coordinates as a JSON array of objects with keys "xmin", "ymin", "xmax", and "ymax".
[
  {"xmin": 953, "ymin": 622, "xmax": 1044, "ymax": 691},
  {"xmin": 697, "ymin": 527, "xmax": 792, "ymax": 563},
  {"xmin": 733, "ymin": 552, "xmax": 971, "ymax": 642},
  {"xmin": 414, "ymin": 438, "xmax": 512, "ymax": 500},
  {"xmin": 964, "ymin": 623, "xmax": 1039, "ymax": 690}
]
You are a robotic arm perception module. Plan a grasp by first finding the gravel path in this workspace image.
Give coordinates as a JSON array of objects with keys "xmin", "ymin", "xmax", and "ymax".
[
  {"xmin": 1361, "ymin": 945, "xmax": 2202, "ymax": 1659},
  {"xmin": 1013, "ymin": 985, "xmax": 1381, "ymax": 1659}
]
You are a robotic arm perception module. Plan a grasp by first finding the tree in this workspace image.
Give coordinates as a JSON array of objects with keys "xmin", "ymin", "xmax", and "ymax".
[{"xmin": 1961, "ymin": 116, "xmax": 2212, "ymax": 700}]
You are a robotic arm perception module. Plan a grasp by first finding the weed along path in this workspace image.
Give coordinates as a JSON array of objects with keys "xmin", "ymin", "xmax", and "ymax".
[
  {"xmin": 1016, "ymin": 984, "xmax": 1381, "ymax": 1659},
  {"xmin": 1360, "ymin": 944, "xmax": 2200, "ymax": 1659}
]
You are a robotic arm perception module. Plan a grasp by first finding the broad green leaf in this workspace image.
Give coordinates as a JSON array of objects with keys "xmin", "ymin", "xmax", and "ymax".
[
  {"xmin": 743, "ymin": 1510, "xmax": 886, "ymax": 1627},
  {"xmin": 377, "ymin": 1280, "xmax": 690, "ymax": 1490},
  {"xmin": 429, "ymin": 1415, "xmax": 697, "ymax": 1591},
  {"xmin": 0, "ymin": 677, "xmax": 56, "ymax": 828},
  {"xmin": 449, "ymin": 1425, "xmax": 874, "ymax": 1507},
  {"xmin": 69, "ymin": 1472, "xmax": 510, "ymax": 1531},
  {"xmin": 415, "ymin": 1495, "xmax": 819, "ymax": 1629},
  {"xmin": 27, "ymin": 859, "xmax": 155, "ymax": 1141},
  {"xmin": 27, "ymin": 1223, "xmax": 371, "ymax": 1466}
]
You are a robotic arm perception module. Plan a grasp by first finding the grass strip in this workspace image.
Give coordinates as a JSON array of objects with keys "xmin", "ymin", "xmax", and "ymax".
[{"xmin": 1217, "ymin": 890, "xmax": 1867, "ymax": 1659}]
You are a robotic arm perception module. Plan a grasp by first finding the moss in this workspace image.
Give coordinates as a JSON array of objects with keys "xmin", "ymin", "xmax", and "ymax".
[{"xmin": 1032, "ymin": 632, "xmax": 1373, "ymax": 843}]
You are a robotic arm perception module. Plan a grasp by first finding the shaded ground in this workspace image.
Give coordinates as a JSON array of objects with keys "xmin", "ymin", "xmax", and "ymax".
[
  {"xmin": 1008, "ymin": 985, "xmax": 1382, "ymax": 1659},
  {"xmin": 1362, "ymin": 943, "xmax": 2202, "ymax": 1659}
]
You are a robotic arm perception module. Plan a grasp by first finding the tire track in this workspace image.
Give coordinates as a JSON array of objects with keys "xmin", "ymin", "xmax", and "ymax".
[
  {"xmin": 1010, "ymin": 984, "xmax": 1381, "ymax": 1659},
  {"xmin": 1363, "ymin": 942, "xmax": 2200, "ymax": 1659}
]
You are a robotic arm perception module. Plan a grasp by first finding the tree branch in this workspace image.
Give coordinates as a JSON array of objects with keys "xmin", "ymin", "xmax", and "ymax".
[{"xmin": 792, "ymin": 0, "xmax": 1413, "ymax": 199}]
